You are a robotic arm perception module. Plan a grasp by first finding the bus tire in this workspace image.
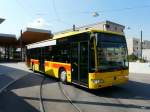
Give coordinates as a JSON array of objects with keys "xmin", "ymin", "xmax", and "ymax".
[{"xmin": 60, "ymin": 69, "xmax": 67, "ymax": 84}]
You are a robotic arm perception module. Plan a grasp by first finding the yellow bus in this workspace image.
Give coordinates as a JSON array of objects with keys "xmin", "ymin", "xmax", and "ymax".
[{"xmin": 26, "ymin": 29, "xmax": 129, "ymax": 89}]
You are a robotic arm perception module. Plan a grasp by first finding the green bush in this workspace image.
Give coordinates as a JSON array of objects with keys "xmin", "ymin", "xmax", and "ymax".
[
  {"xmin": 139, "ymin": 58, "xmax": 147, "ymax": 63},
  {"xmin": 128, "ymin": 54, "xmax": 138, "ymax": 62}
]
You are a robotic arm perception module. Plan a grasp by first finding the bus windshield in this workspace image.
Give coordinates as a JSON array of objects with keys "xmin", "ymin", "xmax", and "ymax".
[{"xmin": 96, "ymin": 33, "xmax": 128, "ymax": 72}]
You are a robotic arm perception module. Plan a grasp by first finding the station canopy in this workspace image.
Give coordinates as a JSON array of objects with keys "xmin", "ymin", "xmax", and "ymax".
[
  {"xmin": 0, "ymin": 28, "xmax": 52, "ymax": 47},
  {"xmin": 18, "ymin": 28, "xmax": 52, "ymax": 45},
  {"xmin": 0, "ymin": 33, "xmax": 17, "ymax": 46}
]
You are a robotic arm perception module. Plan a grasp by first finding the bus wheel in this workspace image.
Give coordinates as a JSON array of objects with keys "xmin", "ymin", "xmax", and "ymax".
[{"xmin": 60, "ymin": 69, "xmax": 67, "ymax": 84}]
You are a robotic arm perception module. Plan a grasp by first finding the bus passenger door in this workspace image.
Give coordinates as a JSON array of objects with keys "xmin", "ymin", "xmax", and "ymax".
[
  {"xmin": 39, "ymin": 47, "xmax": 45, "ymax": 72},
  {"xmin": 71, "ymin": 43, "xmax": 79, "ymax": 82},
  {"xmin": 71, "ymin": 42, "xmax": 89, "ymax": 85},
  {"xmin": 79, "ymin": 41, "xmax": 89, "ymax": 85}
]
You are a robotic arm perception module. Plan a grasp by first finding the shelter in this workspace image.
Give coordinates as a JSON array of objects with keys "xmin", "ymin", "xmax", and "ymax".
[
  {"xmin": 0, "ymin": 33, "xmax": 17, "ymax": 61},
  {"xmin": 0, "ymin": 33, "xmax": 17, "ymax": 46},
  {"xmin": 18, "ymin": 28, "xmax": 52, "ymax": 61},
  {"xmin": 0, "ymin": 28, "xmax": 52, "ymax": 61},
  {"xmin": 18, "ymin": 28, "xmax": 52, "ymax": 45}
]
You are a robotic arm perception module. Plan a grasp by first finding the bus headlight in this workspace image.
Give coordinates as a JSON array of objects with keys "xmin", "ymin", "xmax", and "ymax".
[{"xmin": 91, "ymin": 79, "xmax": 104, "ymax": 84}]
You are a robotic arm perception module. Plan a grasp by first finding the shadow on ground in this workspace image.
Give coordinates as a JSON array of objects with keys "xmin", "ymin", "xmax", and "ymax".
[
  {"xmin": 0, "ymin": 63, "xmax": 57, "ymax": 112},
  {"xmin": 0, "ymin": 91, "xmax": 40, "ymax": 112},
  {"xmin": 0, "ymin": 64, "xmax": 57, "ymax": 90},
  {"xmin": 9, "ymin": 73, "xmax": 57, "ymax": 90},
  {"xmin": 89, "ymin": 80, "xmax": 150, "ymax": 101}
]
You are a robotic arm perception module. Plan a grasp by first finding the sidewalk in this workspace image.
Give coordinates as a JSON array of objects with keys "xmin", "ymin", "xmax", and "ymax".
[{"xmin": 129, "ymin": 62, "xmax": 150, "ymax": 74}]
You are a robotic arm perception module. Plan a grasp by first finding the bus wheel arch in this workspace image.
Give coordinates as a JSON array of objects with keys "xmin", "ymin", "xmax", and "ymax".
[{"xmin": 59, "ymin": 67, "xmax": 67, "ymax": 83}]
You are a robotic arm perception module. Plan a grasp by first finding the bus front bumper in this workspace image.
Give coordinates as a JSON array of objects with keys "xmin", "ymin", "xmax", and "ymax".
[{"xmin": 88, "ymin": 70, "xmax": 129, "ymax": 89}]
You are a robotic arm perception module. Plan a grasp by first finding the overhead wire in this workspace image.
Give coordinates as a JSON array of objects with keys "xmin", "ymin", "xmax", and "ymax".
[
  {"xmin": 55, "ymin": 4, "xmax": 150, "ymax": 14},
  {"xmin": 97, "ymin": 5, "xmax": 150, "ymax": 13},
  {"xmin": 14, "ymin": 1, "xmax": 150, "ymax": 17},
  {"xmin": 51, "ymin": 0, "xmax": 72, "ymax": 26},
  {"xmin": 15, "ymin": 0, "xmax": 35, "ymax": 20},
  {"xmin": 14, "ymin": 1, "xmax": 150, "ymax": 31}
]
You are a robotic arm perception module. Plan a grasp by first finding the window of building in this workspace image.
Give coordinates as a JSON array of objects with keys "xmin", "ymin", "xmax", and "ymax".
[{"xmin": 106, "ymin": 24, "xmax": 110, "ymax": 29}]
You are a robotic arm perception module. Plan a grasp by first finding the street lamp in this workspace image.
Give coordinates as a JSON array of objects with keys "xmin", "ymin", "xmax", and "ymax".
[
  {"xmin": 125, "ymin": 26, "xmax": 131, "ymax": 37},
  {"xmin": 126, "ymin": 27, "xmax": 131, "ymax": 30},
  {"xmin": 140, "ymin": 30, "xmax": 143, "ymax": 59},
  {"xmin": 92, "ymin": 12, "xmax": 99, "ymax": 17},
  {"xmin": 0, "ymin": 18, "xmax": 5, "ymax": 24}
]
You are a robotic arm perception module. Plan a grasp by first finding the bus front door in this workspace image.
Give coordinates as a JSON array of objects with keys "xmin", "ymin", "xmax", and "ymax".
[
  {"xmin": 71, "ymin": 42, "xmax": 89, "ymax": 86},
  {"xmin": 71, "ymin": 43, "xmax": 79, "ymax": 82},
  {"xmin": 79, "ymin": 42, "xmax": 89, "ymax": 85}
]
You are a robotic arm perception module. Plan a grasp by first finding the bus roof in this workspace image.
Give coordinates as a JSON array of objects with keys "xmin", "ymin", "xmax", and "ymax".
[
  {"xmin": 53, "ymin": 29, "xmax": 124, "ymax": 39},
  {"xmin": 26, "ymin": 29, "xmax": 124, "ymax": 49}
]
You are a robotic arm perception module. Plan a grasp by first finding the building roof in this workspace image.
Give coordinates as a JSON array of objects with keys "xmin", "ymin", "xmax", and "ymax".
[
  {"xmin": 0, "ymin": 28, "xmax": 52, "ymax": 47},
  {"xmin": 0, "ymin": 33, "xmax": 17, "ymax": 46},
  {"xmin": 75, "ymin": 20, "xmax": 125, "ymax": 30},
  {"xmin": 18, "ymin": 28, "xmax": 52, "ymax": 45},
  {"xmin": 53, "ymin": 29, "xmax": 124, "ymax": 39}
]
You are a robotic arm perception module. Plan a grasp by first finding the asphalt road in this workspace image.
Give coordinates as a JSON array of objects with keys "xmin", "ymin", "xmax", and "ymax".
[
  {"xmin": 0, "ymin": 63, "xmax": 150, "ymax": 112},
  {"xmin": 0, "ymin": 63, "xmax": 32, "ymax": 92}
]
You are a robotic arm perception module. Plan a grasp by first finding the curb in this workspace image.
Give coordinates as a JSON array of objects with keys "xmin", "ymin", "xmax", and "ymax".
[{"xmin": 129, "ymin": 72, "xmax": 150, "ymax": 75}]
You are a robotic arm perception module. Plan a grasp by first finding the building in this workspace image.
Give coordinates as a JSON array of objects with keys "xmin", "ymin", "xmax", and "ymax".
[
  {"xmin": 126, "ymin": 38, "xmax": 141, "ymax": 57},
  {"xmin": 126, "ymin": 37, "xmax": 150, "ymax": 59},
  {"xmin": 56, "ymin": 20, "xmax": 125, "ymax": 35},
  {"xmin": 142, "ymin": 49, "xmax": 150, "ymax": 61},
  {"xmin": 0, "ymin": 28, "xmax": 52, "ymax": 61},
  {"xmin": 18, "ymin": 28, "xmax": 52, "ymax": 61},
  {"xmin": 0, "ymin": 33, "xmax": 17, "ymax": 61},
  {"xmin": 143, "ymin": 40, "xmax": 150, "ymax": 49},
  {"xmin": 76, "ymin": 20, "xmax": 125, "ymax": 34}
]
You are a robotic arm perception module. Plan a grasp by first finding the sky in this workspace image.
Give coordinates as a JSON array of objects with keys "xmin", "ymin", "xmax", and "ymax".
[{"xmin": 0, "ymin": 0, "xmax": 150, "ymax": 40}]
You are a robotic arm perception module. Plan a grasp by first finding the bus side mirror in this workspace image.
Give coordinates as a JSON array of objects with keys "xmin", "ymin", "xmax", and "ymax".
[
  {"xmin": 90, "ymin": 33, "xmax": 98, "ymax": 46},
  {"xmin": 95, "ymin": 33, "xmax": 98, "ymax": 46}
]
